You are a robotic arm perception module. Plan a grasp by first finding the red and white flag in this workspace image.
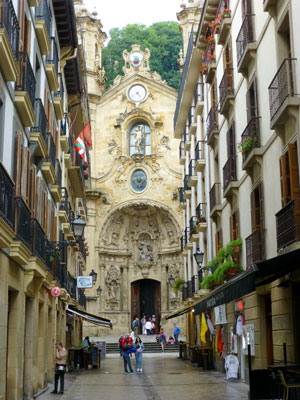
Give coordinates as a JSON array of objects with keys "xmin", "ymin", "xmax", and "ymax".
[{"xmin": 73, "ymin": 132, "xmax": 88, "ymax": 165}]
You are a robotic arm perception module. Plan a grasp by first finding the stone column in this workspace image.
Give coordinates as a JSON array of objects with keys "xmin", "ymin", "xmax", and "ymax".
[
  {"xmin": 99, "ymin": 264, "xmax": 105, "ymax": 313},
  {"xmin": 122, "ymin": 265, "xmax": 129, "ymax": 311},
  {"xmin": 161, "ymin": 264, "xmax": 168, "ymax": 312}
]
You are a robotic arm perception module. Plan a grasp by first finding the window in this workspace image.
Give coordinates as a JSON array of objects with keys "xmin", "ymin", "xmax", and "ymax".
[
  {"xmin": 280, "ymin": 143, "xmax": 300, "ymax": 206},
  {"xmin": 250, "ymin": 182, "xmax": 264, "ymax": 232},
  {"xmin": 129, "ymin": 122, "xmax": 151, "ymax": 156},
  {"xmin": 230, "ymin": 210, "xmax": 239, "ymax": 241},
  {"xmin": 216, "ymin": 229, "xmax": 223, "ymax": 254},
  {"xmin": 246, "ymin": 79, "xmax": 258, "ymax": 121}
]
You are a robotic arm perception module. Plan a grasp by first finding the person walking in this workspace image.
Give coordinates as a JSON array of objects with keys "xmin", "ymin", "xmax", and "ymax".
[
  {"xmin": 135, "ymin": 336, "xmax": 144, "ymax": 372},
  {"xmin": 121, "ymin": 337, "xmax": 136, "ymax": 374},
  {"xmin": 173, "ymin": 324, "xmax": 181, "ymax": 344},
  {"xmin": 145, "ymin": 319, "xmax": 152, "ymax": 336},
  {"xmin": 159, "ymin": 329, "xmax": 167, "ymax": 352},
  {"xmin": 51, "ymin": 342, "xmax": 68, "ymax": 394},
  {"xmin": 141, "ymin": 314, "xmax": 147, "ymax": 335},
  {"xmin": 132, "ymin": 317, "xmax": 139, "ymax": 337}
]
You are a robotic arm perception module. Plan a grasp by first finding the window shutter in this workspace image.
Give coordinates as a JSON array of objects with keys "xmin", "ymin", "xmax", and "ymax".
[
  {"xmin": 42, "ymin": 190, "xmax": 47, "ymax": 230},
  {"xmin": 230, "ymin": 210, "xmax": 239, "ymax": 241},
  {"xmin": 250, "ymin": 189, "xmax": 256, "ymax": 231},
  {"xmin": 29, "ymin": 165, "xmax": 36, "ymax": 216},
  {"xmin": 288, "ymin": 143, "xmax": 300, "ymax": 200},
  {"xmin": 280, "ymin": 154, "xmax": 289, "ymax": 206},
  {"xmin": 230, "ymin": 214, "xmax": 234, "ymax": 241},
  {"xmin": 45, "ymin": 199, "xmax": 50, "ymax": 238},
  {"xmin": 44, "ymin": 88, "xmax": 49, "ymax": 121},
  {"xmin": 14, "ymin": 132, "xmax": 22, "ymax": 196},
  {"xmin": 35, "ymin": 177, "xmax": 41, "ymax": 221},
  {"xmin": 24, "ymin": 17, "xmax": 31, "ymax": 54},
  {"xmin": 227, "ymin": 123, "xmax": 235, "ymax": 157},
  {"xmin": 20, "ymin": 146, "xmax": 30, "ymax": 205},
  {"xmin": 18, "ymin": 0, "xmax": 25, "ymax": 52},
  {"xmin": 235, "ymin": 209, "xmax": 240, "ymax": 238},
  {"xmin": 253, "ymin": 78, "xmax": 258, "ymax": 117}
]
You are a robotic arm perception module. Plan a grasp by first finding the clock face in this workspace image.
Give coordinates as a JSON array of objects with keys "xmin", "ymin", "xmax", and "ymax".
[{"xmin": 128, "ymin": 84, "xmax": 147, "ymax": 103}]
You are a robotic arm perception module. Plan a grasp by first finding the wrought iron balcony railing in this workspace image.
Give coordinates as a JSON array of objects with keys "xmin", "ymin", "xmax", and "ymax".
[
  {"xmin": 203, "ymin": 42, "xmax": 216, "ymax": 67},
  {"xmin": 182, "ymin": 285, "xmax": 188, "ymax": 302},
  {"xmin": 60, "ymin": 187, "xmax": 74, "ymax": 225},
  {"xmin": 210, "ymin": 183, "xmax": 221, "ymax": 211},
  {"xmin": 180, "ymin": 236, "xmax": 184, "ymax": 252},
  {"xmin": 189, "ymin": 159, "xmax": 196, "ymax": 177},
  {"xmin": 31, "ymin": 99, "xmax": 48, "ymax": 145},
  {"xmin": 45, "ymin": 240, "xmax": 55, "ymax": 276},
  {"xmin": 223, "ymin": 155, "xmax": 237, "ymax": 190},
  {"xmin": 47, "ymin": 133, "xmax": 56, "ymax": 169},
  {"xmin": 184, "ymin": 227, "xmax": 190, "ymax": 245},
  {"xmin": 187, "ymin": 280, "xmax": 193, "ymax": 298},
  {"xmin": 241, "ymin": 117, "xmax": 260, "ymax": 161},
  {"xmin": 0, "ymin": 163, "xmax": 15, "ymax": 229},
  {"xmin": 36, "ymin": 0, "xmax": 52, "ymax": 37},
  {"xmin": 78, "ymin": 289, "xmax": 87, "ymax": 310},
  {"xmin": 245, "ymin": 229, "xmax": 265, "ymax": 267},
  {"xmin": 183, "ymin": 128, "xmax": 190, "ymax": 144},
  {"xmin": 54, "ymin": 73, "xmax": 64, "ymax": 99},
  {"xmin": 14, "ymin": 197, "xmax": 31, "ymax": 249},
  {"xmin": 69, "ymin": 276, "xmax": 77, "ymax": 299},
  {"xmin": 276, "ymin": 198, "xmax": 300, "ymax": 251},
  {"xmin": 56, "ymin": 159, "xmax": 62, "ymax": 186},
  {"xmin": 195, "ymin": 141, "xmax": 204, "ymax": 161},
  {"xmin": 179, "ymin": 188, "xmax": 186, "ymax": 204},
  {"xmin": 236, "ymin": 14, "xmax": 255, "ymax": 66},
  {"xmin": 194, "ymin": 82, "xmax": 204, "ymax": 105},
  {"xmin": 191, "ymin": 275, "xmax": 197, "ymax": 295},
  {"xmin": 32, "ymin": 218, "xmax": 46, "ymax": 263},
  {"xmin": 16, "ymin": 52, "xmax": 36, "ymax": 108},
  {"xmin": 219, "ymin": 68, "xmax": 234, "ymax": 110},
  {"xmin": 0, "ymin": 0, "xmax": 19, "ymax": 60},
  {"xmin": 184, "ymin": 174, "xmax": 191, "ymax": 191},
  {"xmin": 179, "ymin": 141, "xmax": 185, "ymax": 159},
  {"xmin": 189, "ymin": 216, "xmax": 198, "ymax": 235},
  {"xmin": 206, "ymin": 108, "xmax": 218, "ymax": 142},
  {"xmin": 46, "ymin": 37, "xmax": 59, "ymax": 74},
  {"xmin": 196, "ymin": 202, "xmax": 207, "ymax": 222},
  {"xmin": 268, "ymin": 58, "xmax": 298, "ymax": 120}
]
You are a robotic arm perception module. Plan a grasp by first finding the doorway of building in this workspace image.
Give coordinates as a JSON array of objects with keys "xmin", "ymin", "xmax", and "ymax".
[{"xmin": 131, "ymin": 279, "xmax": 161, "ymax": 333}]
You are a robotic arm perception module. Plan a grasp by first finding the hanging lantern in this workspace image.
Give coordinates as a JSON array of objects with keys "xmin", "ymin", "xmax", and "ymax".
[{"xmin": 51, "ymin": 286, "xmax": 61, "ymax": 298}]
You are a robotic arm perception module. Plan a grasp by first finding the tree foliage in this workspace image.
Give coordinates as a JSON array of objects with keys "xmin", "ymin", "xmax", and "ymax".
[{"xmin": 102, "ymin": 22, "xmax": 182, "ymax": 91}]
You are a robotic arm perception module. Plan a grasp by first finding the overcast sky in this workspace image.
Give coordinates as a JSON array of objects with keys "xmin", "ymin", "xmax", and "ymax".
[{"xmin": 84, "ymin": 0, "xmax": 181, "ymax": 43}]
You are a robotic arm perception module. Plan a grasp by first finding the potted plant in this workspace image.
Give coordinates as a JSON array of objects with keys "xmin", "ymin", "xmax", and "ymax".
[
  {"xmin": 222, "ymin": 8, "xmax": 231, "ymax": 18},
  {"xmin": 174, "ymin": 278, "xmax": 185, "ymax": 293},
  {"xmin": 225, "ymin": 237, "xmax": 242, "ymax": 257},
  {"xmin": 200, "ymin": 62, "xmax": 208, "ymax": 74},
  {"xmin": 237, "ymin": 136, "xmax": 257, "ymax": 156},
  {"xmin": 206, "ymin": 35, "xmax": 215, "ymax": 43},
  {"xmin": 200, "ymin": 274, "xmax": 216, "ymax": 290}
]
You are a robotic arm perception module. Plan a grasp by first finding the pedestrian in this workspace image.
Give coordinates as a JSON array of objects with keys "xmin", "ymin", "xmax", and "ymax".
[
  {"xmin": 118, "ymin": 335, "xmax": 125, "ymax": 357},
  {"xmin": 145, "ymin": 319, "xmax": 152, "ymax": 336},
  {"xmin": 141, "ymin": 314, "xmax": 147, "ymax": 335},
  {"xmin": 51, "ymin": 342, "xmax": 68, "ymax": 394},
  {"xmin": 81, "ymin": 336, "xmax": 91, "ymax": 347},
  {"xmin": 135, "ymin": 336, "xmax": 144, "ymax": 372},
  {"xmin": 159, "ymin": 329, "xmax": 167, "ymax": 352},
  {"xmin": 121, "ymin": 337, "xmax": 136, "ymax": 374},
  {"xmin": 173, "ymin": 324, "xmax": 181, "ymax": 344},
  {"xmin": 130, "ymin": 329, "xmax": 135, "ymax": 344},
  {"xmin": 132, "ymin": 317, "xmax": 139, "ymax": 336}
]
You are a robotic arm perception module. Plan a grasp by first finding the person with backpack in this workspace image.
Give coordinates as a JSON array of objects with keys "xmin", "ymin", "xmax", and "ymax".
[
  {"xmin": 173, "ymin": 324, "xmax": 181, "ymax": 344},
  {"xmin": 135, "ymin": 336, "xmax": 144, "ymax": 372},
  {"xmin": 121, "ymin": 336, "xmax": 136, "ymax": 374},
  {"xmin": 159, "ymin": 329, "xmax": 167, "ymax": 352}
]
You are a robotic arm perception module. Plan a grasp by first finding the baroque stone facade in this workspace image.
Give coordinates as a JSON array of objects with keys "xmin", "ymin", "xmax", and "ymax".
[{"xmin": 77, "ymin": 14, "xmax": 186, "ymax": 335}]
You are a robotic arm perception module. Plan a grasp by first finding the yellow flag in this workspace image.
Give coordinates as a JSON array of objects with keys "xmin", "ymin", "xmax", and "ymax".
[{"xmin": 200, "ymin": 313, "xmax": 208, "ymax": 343}]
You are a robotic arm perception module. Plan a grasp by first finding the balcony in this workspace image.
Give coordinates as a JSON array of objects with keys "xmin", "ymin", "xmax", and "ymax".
[
  {"xmin": 223, "ymin": 155, "xmax": 238, "ymax": 199},
  {"xmin": 15, "ymin": 52, "xmax": 36, "ymax": 127},
  {"xmin": 59, "ymin": 187, "xmax": 69, "ymax": 223},
  {"xmin": 217, "ymin": 0, "xmax": 232, "ymax": 46},
  {"xmin": 0, "ymin": 0, "xmax": 19, "ymax": 81},
  {"xmin": 194, "ymin": 82, "xmax": 204, "ymax": 117},
  {"xmin": 10, "ymin": 197, "xmax": 32, "ymax": 265},
  {"xmin": 28, "ymin": 0, "xmax": 40, "ymax": 7},
  {"xmin": 187, "ymin": 280, "xmax": 193, "ymax": 299},
  {"xmin": 245, "ymin": 229, "xmax": 265, "ymax": 267},
  {"xmin": 203, "ymin": 42, "xmax": 216, "ymax": 84},
  {"xmin": 276, "ymin": 199, "xmax": 300, "ymax": 251},
  {"xmin": 190, "ymin": 216, "xmax": 200, "ymax": 243},
  {"xmin": 30, "ymin": 99, "xmax": 48, "ymax": 158},
  {"xmin": 0, "ymin": 163, "xmax": 15, "ymax": 247},
  {"xmin": 210, "ymin": 183, "xmax": 222, "ymax": 219},
  {"xmin": 50, "ymin": 160, "xmax": 62, "ymax": 203},
  {"xmin": 45, "ymin": 241, "xmax": 55, "ymax": 276},
  {"xmin": 46, "ymin": 37, "xmax": 59, "ymax": 91},
  {"xmin": 179, "ymin": 141, "xmax": 186, "ymax": 165},
  {"xmin": 263, "ymin": 0, "xmax": 276, "ymax": 13},
  {"xmin": 183, "ymin": 174, "xmax": 191, "ymax": 200},
  {"xmin": 68, "ymin": 156, "xmax": 86, "ymax": 198},
  {"xmin": 236, "ymin": 15, "xmax": 256, "ymax": 76},
  {"xmin": 268, "ymin": 59, "xmax": 300, "ymax": 130},
  {"xmin": 188, "ymin": 159, "xmax": 197, "ymax": 187},
  {"xmin": 54, "ymin": 74, "xmax": 64, "ymax": 119},
  {"xmin": 183, "ymin": 129, "xmax": 191, "ymax": 152},
  {"xmin": 60, "ymin": 135, "xmax": 69, "ymax": 152},
  {"xmin": 191, "ymin": 275, "xmax": 198, "ymax": 295},
  {"xmin": 184, "ymin": 226, "xmax": 192, "ymax": 250},
  {"xmin": 195, "ymin": 141, "xmax": 205, "ymax": 173},
  {"xmin": 32, "ymin": 218, "xmax": 46, "ymax": 264},
  {"xmin": 241, "ymin": 117, "xmax": 263, "ymax": 172},
  {"xmin": 179, "ymin": 187, "xmax": 186, "ymax": 210},
  {"xmin": 78, "ymin": 289, "xmax": 87, "ymax": 310},
  {"xmin": 35, "ymin": 0, "xmax": 51, "ymax": 55},
  {"xmin": 206, "ymin": 108, "xmax": 219, "ymax": 146},
  {"xmin": 196, "ymin": 202, "xmax": 208, "ymax": 232},
  {"xmin": 219, "ymin": 68, "xmax": 234, "ymax": 115},
  {"xmin": 182, "ymin": 285, "xmax": 188, "ymax": 302}
]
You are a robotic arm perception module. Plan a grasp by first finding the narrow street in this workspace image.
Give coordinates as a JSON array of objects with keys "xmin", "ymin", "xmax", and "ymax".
[{"xmin": 39, "ymin": 354, "xmax": 248, "ymax": 400}]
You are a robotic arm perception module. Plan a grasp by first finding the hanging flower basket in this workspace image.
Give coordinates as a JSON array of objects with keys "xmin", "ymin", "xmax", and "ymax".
[
  {"xmin": 222, "ymin": 8, "xmax": 231, "ymax": 18},
  {"xmin": 206, "ymin": 36, "xmax": 215, "ymax": 43}
]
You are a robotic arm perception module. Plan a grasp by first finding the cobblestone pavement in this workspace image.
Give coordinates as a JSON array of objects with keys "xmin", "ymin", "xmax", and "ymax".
[{"xmin": 38, "ymin": 354, "xmax": 249, "ymax": 400}]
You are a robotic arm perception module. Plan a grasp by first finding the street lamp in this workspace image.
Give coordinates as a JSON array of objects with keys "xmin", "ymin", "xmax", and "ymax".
[
  {"xmin": 72, "ymin": 215, "xmax": 86, "ymax": 240},
  {"xmin": 193, "ymin": 248, "xmax": 204, "ymax": 266},
  {"xmin": 168, "ymin": 274, "xmax": 175, "ymax": 288},
  {"xmin": 89, "ymin": 269, "xmax": 97, "ymax": 284},
  {"xmin": 96, "ymin": 286, "xmax": 102, "ymax": 296}
]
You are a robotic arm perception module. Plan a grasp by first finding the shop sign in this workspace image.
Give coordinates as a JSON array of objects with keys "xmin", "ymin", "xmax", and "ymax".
[
  {"xmin": 50, "ymin": 286, "xmax": 61, "ymax": 297},
  {"xmin": 242, "ymin": 324, "xmax": 255, "ymax": 356},
  {"xmin": 77, "ymin": 276, "xmax": 93, "ymax": 288},
  {"xmin": 214, "ymin": 304, "xmax": 227, "ymax": 324}
]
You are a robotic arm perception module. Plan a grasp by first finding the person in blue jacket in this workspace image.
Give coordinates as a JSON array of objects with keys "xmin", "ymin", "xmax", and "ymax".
[
  {"xmin": 173, "ymin": 324, "xmax": 181, "ymax": 344},
  {"xmin": 121, "ymin": 337, "xmax": 136, "ymax": 374}
]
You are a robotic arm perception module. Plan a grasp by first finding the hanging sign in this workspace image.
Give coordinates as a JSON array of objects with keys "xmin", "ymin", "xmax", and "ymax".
[
  {"xmin": 50, "ymin": 287, "xmax": 61, "ymax": 298},
  {"xmin": 214, "ymin": 304, "xmax": 227, "ymax": 325},
  {"xmin": 77, "ymin": 276, "xmax": 93, "ymax": 288}
]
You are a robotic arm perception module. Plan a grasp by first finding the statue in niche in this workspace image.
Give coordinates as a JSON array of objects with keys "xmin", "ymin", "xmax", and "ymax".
[
  {"xmin": 134, "ymin": 125, "xmax": 143, "ymax": 153},
  {"xmin": 107, "ymin": 215, "xmax": 123, "ymax": 247},
  {"xmin": 168, "ymin": 264, "xmax": 180, "ymax": 307},
  {"xmin": 105, "ymin": 265, "xmax": 120, "ymax": 310},
  {"xmin": 138, "ymin": 240, "xmax": 153, "ymax": 262}
]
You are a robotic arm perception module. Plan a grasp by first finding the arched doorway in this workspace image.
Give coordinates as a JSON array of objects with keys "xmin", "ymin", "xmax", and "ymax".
[{"xmin": 131, "ymin": 279, "xmax": 161, "ymax": 333}]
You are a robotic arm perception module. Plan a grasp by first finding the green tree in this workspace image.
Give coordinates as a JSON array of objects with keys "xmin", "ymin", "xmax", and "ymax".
[{"xmin": 102, "ymin": 22, "xmax": 182, "ymax": 90}]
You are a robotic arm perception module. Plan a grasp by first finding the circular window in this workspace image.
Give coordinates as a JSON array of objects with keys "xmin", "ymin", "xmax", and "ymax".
[{"xmin": 131, "ymin": 169, "xmax": 147, "ymax": 192}]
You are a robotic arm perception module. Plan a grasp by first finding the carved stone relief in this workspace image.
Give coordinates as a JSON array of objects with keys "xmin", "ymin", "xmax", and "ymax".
[{"xmin": 105, "ymin": 265, "xmax": 120, "ymax": 310}]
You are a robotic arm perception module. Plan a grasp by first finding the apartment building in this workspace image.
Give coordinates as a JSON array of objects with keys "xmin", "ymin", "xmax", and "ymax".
[
  {"xmin": 170, "ymin": 0, "xmax": 300, "ymax": 383},
  {"xmin": 0, "ymin": 0, "xmax": 102, "ymax": 397}
]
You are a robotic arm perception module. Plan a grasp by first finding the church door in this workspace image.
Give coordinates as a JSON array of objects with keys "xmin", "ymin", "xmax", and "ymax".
[{"xmin": 131, "ymin": 279, "xmax": 161, "ymax": 333}]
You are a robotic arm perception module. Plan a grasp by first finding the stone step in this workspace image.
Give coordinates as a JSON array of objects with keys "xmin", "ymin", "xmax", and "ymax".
[{"xmin": 106, "ymin": 342, "xmax": 179, "ymax": 354}]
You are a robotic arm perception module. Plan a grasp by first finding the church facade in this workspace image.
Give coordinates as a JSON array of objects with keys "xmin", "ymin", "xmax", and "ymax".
[{"xmin": 75, "ymin": 5, "xmax": 185, "ymax": 335}]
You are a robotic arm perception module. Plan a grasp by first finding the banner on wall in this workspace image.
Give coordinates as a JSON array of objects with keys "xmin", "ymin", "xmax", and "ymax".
[
  {"xmin": 77, "ymin": 276, "xmax": 93, "ymax": 288},
  {"xmin": 214, "ymin": 304, "xmax": 227, "ymax": 325}
]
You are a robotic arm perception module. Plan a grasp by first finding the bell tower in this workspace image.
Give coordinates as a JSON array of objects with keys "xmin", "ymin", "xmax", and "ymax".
[{"xmin": 177, "ymin": 0, "xmax": 203, "ymax": 56}]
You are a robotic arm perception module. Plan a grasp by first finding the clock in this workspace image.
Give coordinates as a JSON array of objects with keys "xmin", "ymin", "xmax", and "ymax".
[{"xmin": 128, "ymin": 84, "xmax": 147, "ymax": 103}]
